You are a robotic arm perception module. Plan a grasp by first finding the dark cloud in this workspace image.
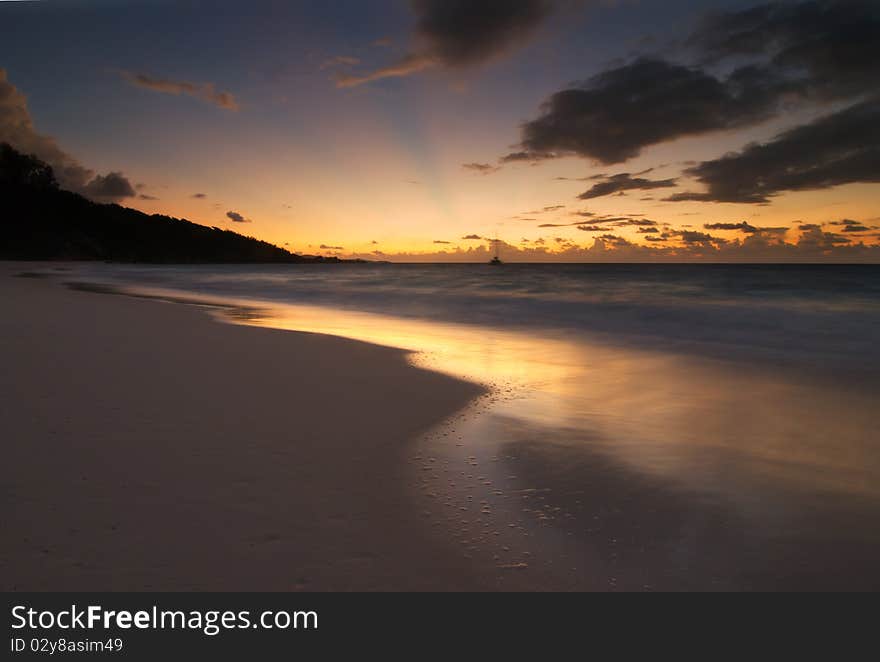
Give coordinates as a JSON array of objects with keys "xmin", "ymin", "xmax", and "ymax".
[
  {"xmin": 504, "ymin": 58, "xmax": 784, "ymax": 165},
  {"xmin": 433, "ymin": 240, "xmax": 452, "ymax": 244},
  {"xmin": 412, "ymin": 0, "xmax": 555, "ymax": 67},
  {"xmin": 462, "ymin": 162, "xmax": 500, "ymax": 175},
  {"xmin": 831, "ymin": 219, "xmax": 871, "ymax": 233},
  {"xmin": 638, "ymin": 227, "xmax": 660, "ymax": 234},
  {"xmin": 192, "ymin": 193, "xmax": 207, "ymax": 199},
  {"xmin": 80, "ymin": 172, "xmax": 136, "ymax": 203},
  {"xmin": 703, "ymin": 222, "xmax": 790, "ymax": 235},
  {"xmin": 320, "ymin": 244, "xmax": 344, "ymax": 251},
  {"xmin": 690, "ymin": 0, "xmax": 880, "ymax": 101},
  {"xmin": 226, "ymin": 211, "xmax": 251, "ymax": 223},
  {"xmin": 528, "ymin": 205, "xmax": 566, "ymax": 213},
  {"xmin": 705, "ymin": 222, "xmax": 760, "ymax": 233},
  {"xmin": 576, "ymin": 226, "xmax": 606, "ymax": 232},
  {"xmin": 462, "ymin": 234, "xmax": 484, "ymax": 240},
  {"xmin": 138, "ymin": 194, "xmax": 159, "ymax": 201},
  {"xmin": 613, "ymin": 219, "xmax": 658, "ymax": 227},
  {"xmin": 338, "ymin": 0, "xmax": 557, "ymax": 86},
  {"xmin": 120, "ymin": 72, "xmax": 239, "ymax": 111},
  {"xmin": 670, "ymin": 97, "xmax": 880, "ymax": 203},
  {"xmin": 1, "ymin": 68, "xmax": 136, "ymax": 203},
  {"xmin": 540, "ymin": 215, "xmax": 651, "ymax": 229},
  {"xmin": 578, "ymin": 173, "xmax": 678, "ymax": 200},
  {"xmin": 676, "ymin": 230, "xmax": 727, "ymax": 246}
]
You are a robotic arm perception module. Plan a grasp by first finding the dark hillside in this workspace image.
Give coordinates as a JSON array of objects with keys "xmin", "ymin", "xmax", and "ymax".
[{"xmin": 0, "ymin": 143, "xmax": 339, "ymax": 264}]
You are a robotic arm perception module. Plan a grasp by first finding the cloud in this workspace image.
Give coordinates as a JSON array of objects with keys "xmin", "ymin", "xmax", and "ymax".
[
  {"xmin": 704, "ymin": 222, "xmax": 760, "ymax": 233},
  {"xmin": 540, "ymin": 214, "xmax": 650, "ymax": 229},
  {"xmin": 120, "ymin": 72, "xmax": 239, "ymax": 111},
  {"xmin": 462, "ymin": 234, "xmax": 484, "ymax": 240},
  {"xmin": 82, "ymin": 172, "xmax": 136, "ymax": 202},
  {"xmin": 411, "ymin": 0, "xmax": 555, "ymax": 67},
  {"xmin": 670, "ymin": 97, "xmax": 880, "ymax": 203},
  {"xmin": 434, "ymin": 240, "xmax": 452, "ymax": 244},
  {"xmin": 191, "ymin": 193, "xmax": 207, "ymax": 199},
  {"xmin": 577, "ymin": 173, "xmax": 678, "ymax": 200},
  {"xmin": 138, "ymin": 194, "xmax": 159, "ymax": 201},
  {"xmin": 689, "ymin": 0, "xmax": 880, "ymax": 101},
  {"xmin": 612, "ymin": 219, "xmax": 658, "ymax": 227},
  {"xmin": 337, "ymin": 0, "xmax": 558, "ymax": 87},
  {"xmin": 0, "ymin": 68, "xmax": 136, "ymax": 203},
  {"xmin": 320, "ymin": 244, "xmax": 344, "ymax": 251},
  {"xmin": 504, "ymin": 58, "xmax": 784, "ymax": 165},
  {"xmin": 462, "ymin": 162, "xmax": 501, "ymax": 175},
  {"xmin": 675, "ymin": 230, "xmax": 727, "ymax": 246},
  {"xmin": 226, "ymin": 211, "xmax": 251, "ymax": 223},
  {"xmin": 831, "ymin": 219, "xmax": 871, "ymax": 233},
  {"xmin": 703, "ymin": 222, "xmax": 789, "ymax": 235}
]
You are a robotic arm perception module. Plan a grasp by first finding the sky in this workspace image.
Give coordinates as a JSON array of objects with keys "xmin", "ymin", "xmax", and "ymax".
[{"xmin": 1, "ymin": 0, "xmax": 878, "ymax": 262}]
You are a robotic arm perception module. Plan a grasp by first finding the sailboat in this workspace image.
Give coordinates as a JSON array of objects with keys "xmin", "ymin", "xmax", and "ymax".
[{"xmin": 489, "ymin": 236, "xmax": 503, "ymax": 265}]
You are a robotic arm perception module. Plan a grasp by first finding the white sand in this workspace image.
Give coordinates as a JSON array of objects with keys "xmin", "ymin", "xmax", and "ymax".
[{"xmin": 0, "ymin": 267, "xmax": 486, "ymax": 591}]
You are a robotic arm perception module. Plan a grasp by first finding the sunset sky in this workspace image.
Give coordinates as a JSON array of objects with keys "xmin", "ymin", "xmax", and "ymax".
[{"xmin": 1, "ymin": 0, "xmax": 878, "ymax": 261}]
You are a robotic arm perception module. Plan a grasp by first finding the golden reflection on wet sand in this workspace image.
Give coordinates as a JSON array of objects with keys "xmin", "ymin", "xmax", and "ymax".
[
  {"xmin": 235, "ymin": 299, "xmax": 879, "ymax": 505},
  {"xmin": 231, "ymin": 297, "xmax": 880, "ymax": 589}
]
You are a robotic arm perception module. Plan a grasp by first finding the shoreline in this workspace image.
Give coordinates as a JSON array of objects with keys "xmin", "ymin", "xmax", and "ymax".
[{"xmin": 0, "ymin": 267, "xmax": 491, "ymax": 591}]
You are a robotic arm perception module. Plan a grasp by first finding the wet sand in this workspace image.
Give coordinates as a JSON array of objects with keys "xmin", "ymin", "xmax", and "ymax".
[{"xmin": 0, "ymin": 267, "xmax": 487, "ymax": 591}]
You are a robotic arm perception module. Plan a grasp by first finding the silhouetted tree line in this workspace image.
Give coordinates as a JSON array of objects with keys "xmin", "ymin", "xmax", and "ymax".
[{"xmin": 0, "ymin": 143, "xmax": 343, "ymax": 263}]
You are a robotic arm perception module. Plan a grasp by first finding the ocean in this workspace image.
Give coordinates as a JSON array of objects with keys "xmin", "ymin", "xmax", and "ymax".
[{"xmin": 58, "ymin": 262, "xmax": 880, "ymax": 590}]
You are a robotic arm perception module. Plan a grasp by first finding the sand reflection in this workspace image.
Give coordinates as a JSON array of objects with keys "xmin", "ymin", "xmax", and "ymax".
[{"xmin": 235, "ymin": 300, "xmax": 879, "ymax": 506}]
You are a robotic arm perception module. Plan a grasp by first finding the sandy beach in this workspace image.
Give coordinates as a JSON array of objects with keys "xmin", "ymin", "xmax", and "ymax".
[{"xmin": 0, "ymin": 266, "xmax": 486, "ymax": 591}]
